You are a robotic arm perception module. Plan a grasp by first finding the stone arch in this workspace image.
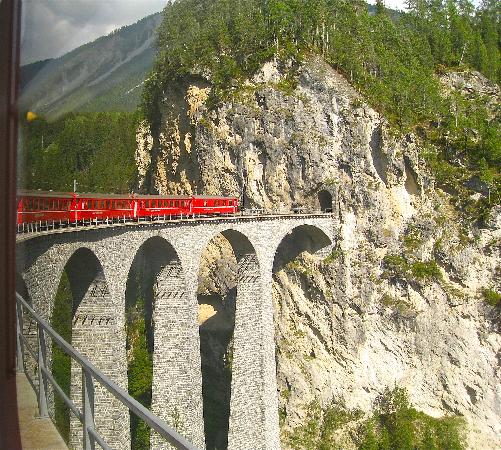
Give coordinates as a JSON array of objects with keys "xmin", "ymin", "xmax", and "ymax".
[
  {"xmin": 271, "ymin": 224, "xmax": 333, "ymax": 435},
  {"xmin": 318, "ymin": 189, "xmax": 333, "ymax": 212},
  {"xmin": 197, "ymin": 228, "xmax": 267, "ymax": 450},
  {"xmin": 50, "ymin": 246, "xmax": 128, "ymax": 449},
  {"xmin": 125, "ymin": 235, "xmax": 198, "ymax": 449},
  {"xmin": 273, "ymin": 224, "xmax": 333, "ymax": 273}
]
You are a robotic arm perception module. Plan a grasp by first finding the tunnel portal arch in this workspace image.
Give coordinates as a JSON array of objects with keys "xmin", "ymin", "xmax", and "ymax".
[{"xmin": 318, "ymin": 189, "xmax": 333, "ymax": 212}]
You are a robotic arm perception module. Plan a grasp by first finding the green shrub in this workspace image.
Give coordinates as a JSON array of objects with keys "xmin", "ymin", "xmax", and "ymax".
[
  {"xmin": 286, "ymin": 389, "xmax": 465, "ymax": 450},
  {"xmin": 382, "ymin": 254, "xmax": 409, "ymax": 279},
  {"xmin": 360, "ymin": 387, "xmax": 466, "ymax": 450},
  {"xmin": 324, "ymin": 249, "xmax": 343, "ymax": 264},
  {"xmin": 482, "ymin": 289, "xmax": 501, "ymax": 307},
  {"xmin": 383, "ymin": 254, "xmax": 443, "ymax": 284},
  {"xmin": 380, "ymin": 294, "xmax": 414, "ymax": 315},
  {"xmin": 410, "ymin": 261, "xmax": 443, "ymax": 282},
  {"xmin": 403, "ymin": 228, "xmax": 423, "ymax": 252}
]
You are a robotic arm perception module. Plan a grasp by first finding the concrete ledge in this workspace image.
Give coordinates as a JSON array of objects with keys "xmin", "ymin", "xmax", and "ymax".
[{"xmin": 17, "ymin": 373, "xmax": 68, "ymax": 450}]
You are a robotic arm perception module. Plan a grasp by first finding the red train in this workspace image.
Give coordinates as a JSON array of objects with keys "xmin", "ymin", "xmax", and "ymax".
[{"xmin": 17, "ymin": 191, "xmax": 239, "ymax": 228}]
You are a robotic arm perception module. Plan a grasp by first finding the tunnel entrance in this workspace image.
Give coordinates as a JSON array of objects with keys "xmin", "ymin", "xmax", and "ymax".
[{"xmin": 318, "ymin": 190, "xmax": 333, "ymax": 212}]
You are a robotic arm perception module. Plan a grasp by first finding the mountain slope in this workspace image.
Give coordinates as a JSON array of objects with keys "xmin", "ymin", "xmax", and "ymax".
[{"xmin": 19, "ymin": 12, "xmax": 162, "ymax": 119}]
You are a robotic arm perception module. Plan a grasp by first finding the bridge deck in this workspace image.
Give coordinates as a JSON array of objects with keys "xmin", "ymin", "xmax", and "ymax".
[
  {"xmin": 16, "ymin": 213, "xmax": 336, "ymax": 242},
  {"xmin": 16, "ymin": 373, "xmax": 68, "ymax": 450}
]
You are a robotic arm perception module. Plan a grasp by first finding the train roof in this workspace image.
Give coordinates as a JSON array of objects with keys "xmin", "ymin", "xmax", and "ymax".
[
  {"xmin": 134, "ymin": 194, "xmax": 192, "ymax": 200},
  {"xmin": 76, "ymin": 192, "xmax": 134, "ymax": 199},
  {"xmin": 17, "ymin": 190, "xmax": 239, "ymax": 200},
  {"xmin": 17, "ymin": 190, "xmax": 75, "ymax": 199},
  {"xmin": 134, "ymin": 194, "xmax": 238, "ymax": 200},
  {"xmin": 192, "ymin": 195, "xmax": 239, "ymax": 199}
]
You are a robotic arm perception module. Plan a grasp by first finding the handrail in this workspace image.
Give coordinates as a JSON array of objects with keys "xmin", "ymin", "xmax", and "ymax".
[{"xmin": 16, "ymin": 292, "xmax": 198, "ymax": 450}]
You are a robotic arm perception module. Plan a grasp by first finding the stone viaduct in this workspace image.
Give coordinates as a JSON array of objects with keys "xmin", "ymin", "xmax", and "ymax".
[{"xmin": 16, "ymin": 214, "xmax": 336, "ymax": 450}]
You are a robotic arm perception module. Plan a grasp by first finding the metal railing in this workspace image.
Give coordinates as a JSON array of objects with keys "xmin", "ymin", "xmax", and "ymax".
[{"xmin": 15, "ymin": 292, "xmax": 198, "ymax": 450}]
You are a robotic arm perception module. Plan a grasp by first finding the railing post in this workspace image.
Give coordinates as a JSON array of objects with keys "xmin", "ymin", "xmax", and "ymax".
[
  {"xmin": 37, "ymin": 326, "xmax": 49, "ymax": 417},
  {"xmin": 82, "ymin": 367, "xmax": 96, "ymax": 450},
  {"xmin": 16, "ymin": 301, "xmax": 24, "ymax": 372}
]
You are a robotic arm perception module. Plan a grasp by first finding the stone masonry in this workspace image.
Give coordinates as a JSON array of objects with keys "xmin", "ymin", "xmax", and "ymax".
[{"xmin": 16, "ymin": 215, "xmax": 336, "ymax": 450}]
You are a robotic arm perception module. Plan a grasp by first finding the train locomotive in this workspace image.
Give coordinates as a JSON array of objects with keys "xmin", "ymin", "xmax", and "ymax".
[{"xmin": 17, "ymin": 191, "xmax": 239, "ymax": 228}]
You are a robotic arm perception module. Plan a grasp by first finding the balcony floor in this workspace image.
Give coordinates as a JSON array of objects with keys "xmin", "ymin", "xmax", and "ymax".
[{"xmin": 17, "ymin": 373, "xmax": 68, "ymax": 450}]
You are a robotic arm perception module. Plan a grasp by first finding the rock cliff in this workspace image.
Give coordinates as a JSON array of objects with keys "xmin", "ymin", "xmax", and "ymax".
[{"xmin": 136, "ymin": 55, "xmax": 500, "ymax": 449}]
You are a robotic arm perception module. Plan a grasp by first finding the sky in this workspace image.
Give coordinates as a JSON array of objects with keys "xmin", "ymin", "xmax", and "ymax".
[{"xmin": 21, "ymin": 0, "xmax": 168, "ymax": 65}]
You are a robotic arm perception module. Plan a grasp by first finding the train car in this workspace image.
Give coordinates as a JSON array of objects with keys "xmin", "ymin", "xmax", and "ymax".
[
  {"xmin": 16, "ymin": 191, "xmax": 240, "ymax": 229},
  {"xmin": 135, "ymin": 195, "xmax": 192, "ymax": 218},
  {"xmin": 74, "ymin": 193, "xmax": 135, "ymax": 222},
  {"xmin": 191, "ymin": 195, "xmax": 239, "ymax": 215},
  {"xmin": 17, "ymin": 190, "xmax": 76, "ymax": 225}
]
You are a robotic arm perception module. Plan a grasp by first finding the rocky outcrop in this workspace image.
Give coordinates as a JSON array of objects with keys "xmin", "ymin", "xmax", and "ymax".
[{"xmin": 137, "ymin": 55, "xmax": 501, "ymax": 449}]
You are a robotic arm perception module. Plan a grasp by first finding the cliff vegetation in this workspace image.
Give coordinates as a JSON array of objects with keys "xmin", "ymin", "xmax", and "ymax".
[{"xmin": 144, "ymin": 0, "xmax": 500, "ymax": 219}]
